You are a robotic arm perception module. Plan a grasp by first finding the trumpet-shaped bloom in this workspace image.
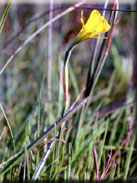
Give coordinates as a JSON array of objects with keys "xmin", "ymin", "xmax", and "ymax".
[
  {"xmin": 64, "ymin": 10, "xmax": 111, "ymax": 64},
  {"xmin": 73, "ymin": 10, "xmax": 111, "ymax": 45}
]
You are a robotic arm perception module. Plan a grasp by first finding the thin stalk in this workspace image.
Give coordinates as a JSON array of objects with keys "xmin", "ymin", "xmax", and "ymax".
[
  {"xmin": 64, "ymin": 49, "xmax": 73, "ymax": 113},
  {"xmin": 23, "ymin": 145, "xmax": 27, "ymax": 181},
  {"xmin": 67, "ymin": 143, "xmax": 72, "ymax": 179},
  {"xmin": 132, "ymin": 1, "xmax": 137, "ymax": 148},
  {"xmin": 47, "ymin": 0, "xmax": 54, "ymax": 101},
  {"xmin": 90, "ymin": 0, "xmax": 109, "ymax": 75},
  {"xmin": 123, "ymin": 132, "xmax": 136, "ymax": 179},
  {"xmin": 32, "ymin": 130, "xmax": 59, "ymax": 180},
  {"xmin": 0, "ymin": 0, "xmax": 11, "ymax": 34},
  {"xmin": 0, "ymin": 103, "xmax": 15, "ymax": 153},
  {"xmin": 38, "ymin": 74, "xmax": 45, "ymax": 137}
]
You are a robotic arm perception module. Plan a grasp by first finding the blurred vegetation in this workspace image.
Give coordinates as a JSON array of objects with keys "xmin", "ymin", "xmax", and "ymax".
[{"xmin": 0, "ymin": 2, "xmax": 136, "ymax": 181}]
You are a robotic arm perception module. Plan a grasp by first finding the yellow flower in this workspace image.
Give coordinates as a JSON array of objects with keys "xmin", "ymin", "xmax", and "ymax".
[
  {"xmin": 64, "ymin": 10, "xmax": 111, "ymax": 64},
  {"xmin": 74, "ymin": 9, "xmax": 111, "ymax": 45}
]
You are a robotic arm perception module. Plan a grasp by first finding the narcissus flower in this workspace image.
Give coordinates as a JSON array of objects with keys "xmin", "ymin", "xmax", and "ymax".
[
  {"xmin": 68, "ymin": 10, "xmax": 111, "ymax": 50},
  {"xmin": 64, "ymin": 10, "xmax": 111, "ymax": 64},
  {"xmin": 63, "ymin": 10, "xmax": 111, "ymax": 109},
  {"xmin": 77, "ymin": 10, "xmax": 111, "ymax": 42}
]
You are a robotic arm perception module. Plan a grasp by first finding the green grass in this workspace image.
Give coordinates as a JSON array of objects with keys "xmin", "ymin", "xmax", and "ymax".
[{"xmin": 0, "ymin": 2, "xmax": 137, "ymax": 181}]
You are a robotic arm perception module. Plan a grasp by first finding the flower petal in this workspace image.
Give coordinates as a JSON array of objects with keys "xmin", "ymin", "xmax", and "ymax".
[
  {"xmin": 80, "ymin": 10, "xmax": 85, "ymax": 29},
  {"xmin": 67, "ymin": 9, "xmax": 111, "ymax": 48},
  {"xmin": 84, "ymin": 10, "xmax": 101, "ymax": 31}
]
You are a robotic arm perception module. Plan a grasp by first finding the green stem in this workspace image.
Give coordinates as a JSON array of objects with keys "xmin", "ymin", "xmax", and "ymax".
[
  {"xmin": 63, "ymin": 42, "xmax": 76, "ymax": 113},
  {"xmin": 0, "ymin": 103, "xmax": 15, "ymax": 153}
]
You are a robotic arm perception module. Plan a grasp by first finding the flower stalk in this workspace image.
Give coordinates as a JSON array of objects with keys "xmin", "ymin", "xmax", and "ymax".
[{"xmin": 63, "ymin": 9, "xmax": 111, "ymax": 112}]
